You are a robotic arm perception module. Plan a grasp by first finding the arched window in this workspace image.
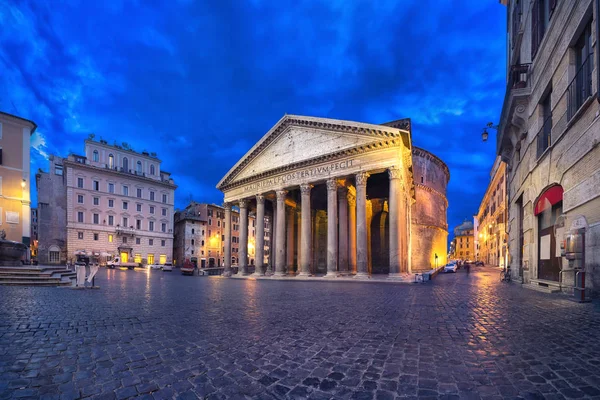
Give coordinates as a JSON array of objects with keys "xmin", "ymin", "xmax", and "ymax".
[
  {"xmin": 150, "ymin": 165, "xmax": 155, "ymax": 175},
  {"xmin": 136, "ymin": 161, "xmax": 142, "ymax": 173},
  {"xmin": 93, "ymin": 150, "xmax": 99, "ymax": 162},
  {"xmin": 123, "ymin": 157, "xmax": 128, "ymax": 172},
  {"xmin": 108, "ymin": 154, "xmax": 114, "ymax": 168},
  {"xmin": 191, "ymin": 239, "xmax": 195, "ymax": 246}
]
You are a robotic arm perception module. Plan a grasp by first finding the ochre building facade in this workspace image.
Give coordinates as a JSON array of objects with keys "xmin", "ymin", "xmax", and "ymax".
[{"xmin": 217, "ymin": 115, "xmax": 449, "ymax": 278}]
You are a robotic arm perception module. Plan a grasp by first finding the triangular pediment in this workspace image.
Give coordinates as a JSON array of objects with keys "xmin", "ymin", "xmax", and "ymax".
[{"xmin": 218, "ymin": 115, "xmax": 410, "ymax": 189}]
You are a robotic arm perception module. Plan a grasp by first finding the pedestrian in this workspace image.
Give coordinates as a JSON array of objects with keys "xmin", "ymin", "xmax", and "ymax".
[{"xmin": 466, "ymin": 261, "xmax": 471, "ymax": 275}]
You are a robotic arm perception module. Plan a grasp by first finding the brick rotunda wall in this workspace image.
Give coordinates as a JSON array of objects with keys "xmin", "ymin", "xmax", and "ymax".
[{"xmin": 411, "ymin": 147, "xmax": 450, "ymax": 272}]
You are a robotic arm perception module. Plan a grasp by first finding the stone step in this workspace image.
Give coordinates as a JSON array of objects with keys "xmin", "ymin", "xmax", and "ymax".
[
  {"xmin": 0, "ymin": 280, "xmax": 73, "ymax": 286},
  {"xmin": 0, "ymin": 275, "xmax": 64, "ymax": 282},
  {"xmin": 523, "ymin": 282, "xmax": 562, "ymax": 294},
  {"xmin": 0, "ymin": 269, "xmax": 73, "ymax": 276}
]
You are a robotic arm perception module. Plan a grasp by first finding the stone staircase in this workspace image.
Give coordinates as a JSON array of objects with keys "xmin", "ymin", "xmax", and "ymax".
[
  {"xmin": 524, "ymin": 278, "xmax": 562, "ymax": 294},
  {"xmin": 0, "ymin": 266, "xmax": 76, "ymax": 286}
]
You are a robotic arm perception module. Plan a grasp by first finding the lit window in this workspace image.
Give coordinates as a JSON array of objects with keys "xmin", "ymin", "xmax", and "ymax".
[
  {"xmin": 134, "ymin": 253, "xmax": 142, "ymax": 263},
  {"xmin": 148, "ymin": 254, "xmax": 154, "ymax": 264},
  {"xmin": 108, "ymin": 234, "xmax": 113, "ymax": 243}
]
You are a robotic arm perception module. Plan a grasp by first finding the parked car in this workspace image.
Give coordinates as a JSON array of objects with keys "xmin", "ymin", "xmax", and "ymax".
[
  {"xmin": 148, "ymin": 263, "xmax": 162, "ymax": 270},
  {"xmin": 474, "ymin": 261, "xmax": 484, "ymax": 267},
  {"xmin": 444, "ymin": 262, "xmax": 458, "ymax": 273},
  {"xmin": 162, "ymin": 262, "xmax": 173, "ymax": 272}
]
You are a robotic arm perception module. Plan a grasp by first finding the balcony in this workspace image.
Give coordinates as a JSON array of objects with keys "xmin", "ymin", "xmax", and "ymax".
[
  {"xmin": 497, "ymin": 63, "xmax": 532, "ymax": 159},
  {"xmin": 115, "ymin": 226, "xmax": 136, "ymax": 236}
]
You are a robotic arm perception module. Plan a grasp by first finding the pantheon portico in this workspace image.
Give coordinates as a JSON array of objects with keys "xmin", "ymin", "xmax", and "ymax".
[{"xmin": 216, "ymin": 115, "xmax": 449, "ymax": 278}]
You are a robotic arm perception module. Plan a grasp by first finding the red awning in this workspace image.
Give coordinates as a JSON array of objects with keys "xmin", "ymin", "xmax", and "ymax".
[{"xmin": 534, "ymin": 185, "xmax": 563, "ymax": 215}]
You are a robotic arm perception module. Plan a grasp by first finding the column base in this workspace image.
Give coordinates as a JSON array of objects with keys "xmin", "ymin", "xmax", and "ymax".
[
  {"xmin": 296, "ymin": 271, "xmax": 311, "ymax": 277},
  {"xmin": 354, "ymin": 272, "xmax": 370, "ymax": 279},
  {"xmin": 323, "ymin": 272, "xmax": 338, "ymax": 278},
  {"xmin": 251, "ymin": 271, "xmax": 265, "ymax": 277},
  {"xmin": 387, "ymin": 273, "xmax": 404, "ymax": 280},
  {"xmin": 273, "ymin": 271, "xmax": 287, "ymax": 277}
]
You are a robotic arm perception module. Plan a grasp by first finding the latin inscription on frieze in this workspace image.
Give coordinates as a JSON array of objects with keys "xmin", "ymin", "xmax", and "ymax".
[{"xmin": 243, "ymin": 160, "xmax": 354, "ymax": 192}]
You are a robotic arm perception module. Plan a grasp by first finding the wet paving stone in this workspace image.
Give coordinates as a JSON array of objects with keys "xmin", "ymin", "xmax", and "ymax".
[{"xmin": 3, "ymin": 266, "xmax": 600, "ymax": 398}]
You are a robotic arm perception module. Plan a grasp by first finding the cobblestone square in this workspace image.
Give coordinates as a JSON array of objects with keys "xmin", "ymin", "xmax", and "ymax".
[{"xmin": 2, "ymin": 266, "xmax": 600, "ymax": 399}]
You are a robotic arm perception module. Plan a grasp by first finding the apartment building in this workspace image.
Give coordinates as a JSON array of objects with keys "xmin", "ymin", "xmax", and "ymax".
[
  {"xmin": 37, "ymin": 137, "xmax": 176, "ymax": 265},
  {"xmin": 475, "ymin": 157, "xmax": 509, "ymax": 268},
  {"xmin": 450, "ymin": 220, "xmax": 474, "ymax": 260},
  {"xmin": 497, "ymin": 0, "xmax": 600, "ymax": 290},
  {"xmin": 0, "ymin": 111, "xmax": 36, "ymax": 259},
  {"xmin": 173, "ymin": 202, "xmax": 271, "ymax": 268}
]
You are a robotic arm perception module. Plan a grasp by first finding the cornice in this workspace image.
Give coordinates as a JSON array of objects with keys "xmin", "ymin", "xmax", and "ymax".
[
  {"xmin": 218, "ymin": 116, "xmax": 409, "ymax": 190},
  {"xmin": 219, "ymin": 136, "xmax": 406, "ymax": 192},
  {"xmin": 63, "ymin": 159, "xmax": 177, "ymax": 189}
]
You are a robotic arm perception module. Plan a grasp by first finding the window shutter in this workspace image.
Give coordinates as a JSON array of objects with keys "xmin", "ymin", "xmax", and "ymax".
[
  {"xmin": 531, "ymin": 0, "xmax": 539, "ymax": 58},
  {"xmin": 0, "ymin": 148, "xmax": 3, "ymax": 165}
]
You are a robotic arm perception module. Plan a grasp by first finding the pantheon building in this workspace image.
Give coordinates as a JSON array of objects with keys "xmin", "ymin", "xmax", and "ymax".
[{"xmin": 217, "ymin": 115, "xmax": 449, "ymax": 278}]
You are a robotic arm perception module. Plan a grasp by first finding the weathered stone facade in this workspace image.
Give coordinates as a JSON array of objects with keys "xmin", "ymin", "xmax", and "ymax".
[
  {"xmin": 498, "ymin": 0, "xmax": 600, "ymax": 291},
  {"xmin": 217, "ymin": 115, "xmax": 449, "ymax": 277}
]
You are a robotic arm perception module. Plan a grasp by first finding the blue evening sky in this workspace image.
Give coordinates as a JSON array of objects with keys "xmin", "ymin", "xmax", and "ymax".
[{"xmin": 0, "ymin": 1, "xmax": 507, "ymax": 243}]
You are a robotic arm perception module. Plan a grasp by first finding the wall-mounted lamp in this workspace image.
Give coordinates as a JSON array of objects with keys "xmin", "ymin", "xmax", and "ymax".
[
  {"xmin": 481, "ymin": 122, "xmax": 499, "ymax": 142},
  {"xmin": 21, "ymin": 179, "xmax": 26, "ymax": 188}
]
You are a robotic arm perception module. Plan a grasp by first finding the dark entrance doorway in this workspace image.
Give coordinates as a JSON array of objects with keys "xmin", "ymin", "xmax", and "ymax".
[{"xmin": 535, "ymin": 185, "xmax": 563, "ymax": 281}]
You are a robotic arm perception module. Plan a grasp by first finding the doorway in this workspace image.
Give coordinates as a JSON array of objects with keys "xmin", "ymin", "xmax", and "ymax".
[
  {"xmin": 120, "ymin": 252, "xmax": 129, "ymax": 263},
  {"xmin": 535, "ymin": 185, "xmax": 563, "ymax": 281}
]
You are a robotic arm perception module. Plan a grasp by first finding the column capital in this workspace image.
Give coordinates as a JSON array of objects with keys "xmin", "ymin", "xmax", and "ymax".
[
  {"xmin": 256, "ymin": 194, "xmax": 265, "ymax": 205},
  {"xmin": 300, "ymin": 183, "xmax": 313, "ymax": 195},
  {"xmin": 326, "ymin": 178, "xmax": 338, "ymax": 192},
  {"xmin": 276, "ymin": 190, "xmax": 288, "ymax": 201},
  {"xmin": 388, "ymin": 166, "xmax": 402, "ymax": 180},
  {"xmin": 223, "ymin": 202, "xmax": 232, "ymax": 211},
  {"xmin": 355, "ymin": 172, "xmax": 370, "ymax": 187},
  {"xmin": 238, "ymin": 198, "xmax": 249, "ymax": 208},
  {"xmin": 347, "ymin": 193, "xmax": 356, "ymax": 207}
]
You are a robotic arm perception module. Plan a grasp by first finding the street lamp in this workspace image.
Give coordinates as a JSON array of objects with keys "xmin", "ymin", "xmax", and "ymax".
[
  {"xmin": 482, "ymin": 122, "xmax": 499, "ymax": 142},
  {"xmin": 21, "ymin": 179, "xmax": 26, "ymax": 188}
]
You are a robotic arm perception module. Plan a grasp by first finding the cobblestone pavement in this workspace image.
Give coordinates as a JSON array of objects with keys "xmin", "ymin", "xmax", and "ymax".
[{"xmin": 2, "ymin": 266, "xmax": 600, "ymax": 400}]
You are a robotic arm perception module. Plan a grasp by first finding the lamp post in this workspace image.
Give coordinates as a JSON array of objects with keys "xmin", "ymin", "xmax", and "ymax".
[{"xmin": 481, "ymin": 122, "xmax": 499, "ymax": 142}]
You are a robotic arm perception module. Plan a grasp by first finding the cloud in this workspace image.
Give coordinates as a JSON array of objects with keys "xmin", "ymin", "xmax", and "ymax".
[{"xmin": 1, "ymin": 0, "xmax": 507, "ymax": 244}]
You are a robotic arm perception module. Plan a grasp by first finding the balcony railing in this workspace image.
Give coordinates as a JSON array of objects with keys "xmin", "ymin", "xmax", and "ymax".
[
  {"xmin": 536, "ymin": 115, "xmax": 553, "ymax": 159},
  {"xmin": 509, "ymin": 63, "xmax": 530, "ymax": 89},
  {"xmin": 116, "ymin": 226, "xmax": 136, "ymax": 236},
  {"xmin": 567, "ymin": 54, "xmax": 594, "ymax": 121}
]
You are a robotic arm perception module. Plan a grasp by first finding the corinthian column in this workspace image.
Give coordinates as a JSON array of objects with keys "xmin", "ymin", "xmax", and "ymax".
[
  {"xmin": 388, "ymin": 166, "xmax": 402, "ymax": 277},
  {"xmin": 299, "ymin": 183, "xmax": 312, "ymax": 276},
  {"xmin": 355, "ymin": 172, "xmax": 370, "ymax": 278},
  {"xmin": 223, "ymin": 203, "xmax": 232, "ymax": 277},
  {"xmin": 325, "ymin": 179, "xmax": 338, "ymax": 278},
  {"xmin": 238, "ymin": 199, "xmax": 249, "ymax": 275},
  {"xmin": 274, "ymin": 190, "xmax": 287, "ymax": 276},
  {"xmin": 253, "ymin": 194, "xmax": 265, "ymax": 276},
  {"xmin": 286, "ymin": 206, "xmax": 295, "ymax": 275},
  {"xmin": 338, "ymin": 186, "xmax": 349, "ymax": 274},
  {"xmin": 348, "ymin": 192, "xmax": 357, "ymax": 274}
]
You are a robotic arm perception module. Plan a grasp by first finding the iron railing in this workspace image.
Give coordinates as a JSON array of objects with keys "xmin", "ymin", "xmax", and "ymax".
[
  {"xmin": 567, "ymin": 54, "xmax": 594, "ymax": 120},
  {"xmin": 509, "ymin": 63, "xmax": 530, "ymax": 89},
  {"xmin": 536, "ymin": 115, "xmax": 553, "ymax": 159}
]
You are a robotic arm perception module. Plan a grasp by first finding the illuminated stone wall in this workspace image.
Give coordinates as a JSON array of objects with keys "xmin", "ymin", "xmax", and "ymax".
[{"xmin": 410, "ymin": 147, "xmax": 450, "ymax": 271}]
